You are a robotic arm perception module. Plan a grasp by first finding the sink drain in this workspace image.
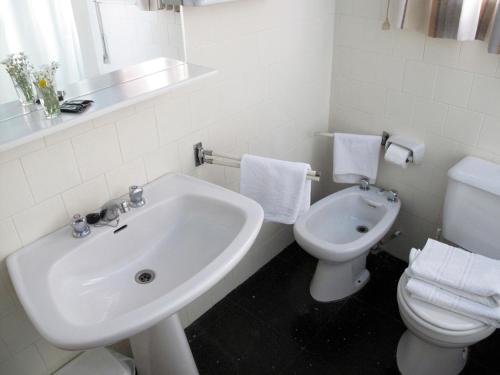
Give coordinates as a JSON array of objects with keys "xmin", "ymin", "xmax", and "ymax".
[
  {"xmin": 135, "ymin": 269, "xmax": 155, "ymax": 284},
  {"xmin": 356, "ymin": 225, "xmax": 369, "ymax": 234}
]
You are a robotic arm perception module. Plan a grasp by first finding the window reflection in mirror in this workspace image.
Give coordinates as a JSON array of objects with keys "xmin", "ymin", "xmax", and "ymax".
[{"xmin": 0, "ymin": 0, "xmax": 185, "ymax": 107}]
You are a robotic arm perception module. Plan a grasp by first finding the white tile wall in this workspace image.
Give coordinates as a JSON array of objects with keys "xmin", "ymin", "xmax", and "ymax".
[
  {"xmin": 0, "ymin": 1, "xmax": 335, "ymax": 373},
  {"xmin": 331, "ymin": 0, "xmax": 500, "ymax": 261}
]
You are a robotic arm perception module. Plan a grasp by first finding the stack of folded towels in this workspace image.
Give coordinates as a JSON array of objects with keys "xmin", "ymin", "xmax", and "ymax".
[{"xmin": 405, "ymin": 238, "xmax": 500, "ymax": 327}]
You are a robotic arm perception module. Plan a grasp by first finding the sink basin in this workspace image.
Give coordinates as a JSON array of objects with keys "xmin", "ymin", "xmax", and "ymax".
[{"xmin": 7, "ymin": 174, "xmax": 263, "ymax": 375}]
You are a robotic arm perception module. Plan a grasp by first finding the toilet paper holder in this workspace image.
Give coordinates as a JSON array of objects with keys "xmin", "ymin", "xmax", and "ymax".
[{"xmin": 385, "ymin": 135, "xmax": 425, "ymax": 164}]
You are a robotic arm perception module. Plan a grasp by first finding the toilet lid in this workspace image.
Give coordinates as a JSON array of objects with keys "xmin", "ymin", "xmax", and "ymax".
[{"xmin": 401, "ymin": 275, "xmax": 486, "ymax": 332}]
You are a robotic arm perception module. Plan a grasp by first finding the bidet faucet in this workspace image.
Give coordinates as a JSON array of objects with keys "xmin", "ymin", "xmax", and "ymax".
[
  {"xmin": 359, "ymin": 178, "xmax": 370, "ymax": 191},
  {"xmin": 387, "ymin": 190, "xmax": 399, "ymax": 202},
  {"xmin": 129, "ymin": 185, "xmax": 145, "ymax": 208}
]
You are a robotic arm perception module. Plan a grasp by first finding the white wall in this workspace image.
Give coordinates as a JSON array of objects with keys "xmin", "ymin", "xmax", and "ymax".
[
  {"xmin": 0, "ymin": 0, "xmax": 335, "ymax": 373},
  {"xmin": 331, "ymin": 0, "xmax": 500, "ymax": 261}
]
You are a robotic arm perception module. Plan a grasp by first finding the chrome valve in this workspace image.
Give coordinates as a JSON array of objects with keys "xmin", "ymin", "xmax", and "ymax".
[
  {"xmin": 129, "ymin": 185, "xmax": 145, "ymax": 208},
  {"xmin": 359, "ymin": 178, "xmax": 370, "ymax": 191},
  {"xmin": 71, "ymin": 214, "xmax": 91, "ymax": 238},
  {"xmin": 387, "ymin": 190, "xmax": 399, "ymax": 202}
]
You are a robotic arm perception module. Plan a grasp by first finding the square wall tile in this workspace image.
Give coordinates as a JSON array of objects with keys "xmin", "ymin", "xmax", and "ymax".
[
  {"xmin": 62, "ymin": 176, "xmax": 110, "ymax": 217},
  {"xmin": 72, "ymin": 124, "xmax": 123, "ymax": 181},
  {"xmin": 412, "ymin": 98, "xmax": 448, "ymax": 136},
  {"xmin": 92, "ymin": 105, "xmax": 135, "ymax": 128},
  {"xmin": 0, "ymin": 160, "xmax": 34, "ymax": 220},
  {"xmin": 44, "ymin": 122, "xmax": 93, "ymax": 146},
  {"xmin": 458, "ymin": 41, "xmax": 500, "ymax": 75},
  {"xmin": 353, "ymin": 81, "xmax": 386, "ymax": 116},
  {"xmin": 385, "ymin": 90, "xmax": 415, "ymax": 126},
  {"xmin": 155, "ymin": 94, "xmax": 192, "ymax": 144},
  {"xmin": 444, "ymin": 107, "xmax": 483, "ymax": 146},
  {"xmin": 21, "ymin": 142, "xmax": 81, "ymax": 202},
  {"xmin": 469, "ymin": 75, "xmax": 500, "ymax": 117},
  {"xmin": 188, "ymin": 85, "xmax": 221, "ymax": 130},
  {"xmin": 116, "ymin": 109, "xmax": 159, "ymax": 162},
  {"xmin": 13, "ymin": 196, "xmax": 68, "ymax": 245},
  {"xmin": 434, "ymin": 68, "xmax": 473, "ymax": 108},
  {"xmin": 35, "ymin": 339, "xmax": 79, "ymax": 372},
  {"xmin": 376, "ymin": 54, "xmax": 406, "ymax": 90},
  {"xmin": 393, "ymin": 30, "xmax": 426, "ymax": 60},
  {"xmin": 0, "ymin": 334, "xmax": 10, "ymax": 364},
  {"xmin": 403, "ymin": 61, "xmax": 437, "ymax": 98},
  {"xmin": 9, "ymin": 345, "xmax": 47, "ymax": 375},
  {"xmin": 423, "ymin": 37, "xmax": 461, "ymax": 67},
  {"xmin": 0, "ymin": 312, "xmax": 40, "ymax": 353},
  {"xmin": 478, "ymin": 115, "xmax": 500, "ymax": 154},
  {"xmin": 0, "ymin": 219, "xmax": 21, "ymax": 260},
  {"xmin": 143, "ymin": 143, "xmax": 180, "ymax": 181},
  {"xmin": 350, "ymin": 49, "xmax": 378, "ymax": 83},
  {"xmin": 105, "ymin": 159, "xmax": 147, "ymax": 197}
]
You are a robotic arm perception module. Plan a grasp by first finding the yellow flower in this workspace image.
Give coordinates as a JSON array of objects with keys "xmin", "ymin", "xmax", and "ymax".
[{"xmin": 38, "ymin": 79, "xmax": 46, "ymax": 88}]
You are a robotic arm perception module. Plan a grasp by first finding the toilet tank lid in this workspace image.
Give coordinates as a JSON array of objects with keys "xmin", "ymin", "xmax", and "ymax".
[{"xmin": 448, "ymin": 156, "xmax": 500, "ymax": 197}]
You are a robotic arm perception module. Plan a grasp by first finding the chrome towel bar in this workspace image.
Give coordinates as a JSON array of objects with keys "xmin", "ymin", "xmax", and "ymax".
[
  {"xmin": 193, "ymin": 143, "xmax": 321, "ymax": 182},
  {"xmin": 315, "ymin": 131, "xmax": 390, "ymax": 146}
]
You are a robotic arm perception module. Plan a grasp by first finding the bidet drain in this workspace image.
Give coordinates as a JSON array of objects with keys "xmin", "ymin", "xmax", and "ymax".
[
  {"xmin": 135, "ymin": 269, "xmax": 155, "ymax": 284},
  {"xmin": 356, "ymin": 225, "xmax": 369, "ymax": 233}
]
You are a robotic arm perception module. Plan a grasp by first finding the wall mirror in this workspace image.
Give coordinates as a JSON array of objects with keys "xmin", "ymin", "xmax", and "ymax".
[{"xmin": 0, "ymin": 0, "xmax": 186, "ymax": 120}]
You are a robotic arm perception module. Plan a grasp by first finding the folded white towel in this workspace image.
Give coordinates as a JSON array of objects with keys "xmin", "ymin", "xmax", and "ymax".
[
  {"xmin": 406, "ymin": 277, "xmax": 500, "ymax": 327},
  {"xmin": 333, "ymin": 133, "xmax": 381, "ymax": 184},
  {"xmin": 240, "ymin": 154, "xmax": 311, "ymax": 225},
  {"xmin": 407, "ymin": 239, "xmax": 500, "ymax": 306},
  {"xmin": 407, "ymin": 248, "xmax": 496, "ymax": 307}
]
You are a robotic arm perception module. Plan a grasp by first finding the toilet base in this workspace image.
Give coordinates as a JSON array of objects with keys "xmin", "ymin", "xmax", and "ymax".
[
  {"xmin": 397, "ymin": 330, "xmax": 467, "ymax": 375},
  {"xmin": 309, "ymin": 255, "xmax": 370, "ymax": 302}
]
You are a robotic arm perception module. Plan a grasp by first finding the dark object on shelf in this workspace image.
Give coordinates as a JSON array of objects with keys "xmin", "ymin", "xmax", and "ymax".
[
  {"xmin": 85, "ymin": 213, "xmax": 101, "ymax": 225},
  {"xmin": 61, "ymin": 99, "xmax": 94, "ymax": 113}
]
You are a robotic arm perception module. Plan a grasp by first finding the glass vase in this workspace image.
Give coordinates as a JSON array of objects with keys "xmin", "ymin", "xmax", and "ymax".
[
  {"xmin": 35, "ymin": 82, "xmax": 60, "ymax": 119},
  {"xmin": 10, "ymin": 73, "xmax": 36, "ymax": 106}
]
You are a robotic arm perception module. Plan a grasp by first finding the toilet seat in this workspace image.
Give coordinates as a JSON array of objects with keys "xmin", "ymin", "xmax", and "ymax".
[{"xmin": 397, "ymin": 274, "xmax": 495, "ymax": 346}]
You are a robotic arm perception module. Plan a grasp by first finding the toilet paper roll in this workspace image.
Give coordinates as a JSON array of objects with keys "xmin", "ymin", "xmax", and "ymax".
[{"xmin": 384, "ymin": 144, "xmax": 411, "ymax": 168}]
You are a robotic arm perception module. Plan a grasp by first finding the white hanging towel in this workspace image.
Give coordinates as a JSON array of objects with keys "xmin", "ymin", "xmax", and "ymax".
[
  {"xmin": 406, "ymin": 277, "xmax": 500, "ymax": 327},
  {"xmin": 407, "ymin": 239, "xmax": 500, "ymax": 306},
  {"xmin": 333, "ymin": 133, "xmax": 381, "ymax": 184},
  {"xmin": 240, "ymin": 154, "xmax": 311, "ymax": 225}
]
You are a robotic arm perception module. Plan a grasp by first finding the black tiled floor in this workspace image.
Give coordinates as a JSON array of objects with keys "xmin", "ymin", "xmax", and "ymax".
[{"xmin": 186, "ymin": 242, "xmax": 500, "ymax": 374}]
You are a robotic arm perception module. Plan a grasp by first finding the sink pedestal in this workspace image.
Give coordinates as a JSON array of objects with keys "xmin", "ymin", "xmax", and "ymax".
[{"xmin": 130, "ymin": 313, "xmax": 199, "ymax": 375}]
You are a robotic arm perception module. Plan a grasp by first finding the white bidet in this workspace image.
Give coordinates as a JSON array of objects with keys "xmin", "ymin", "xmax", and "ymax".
[{"xmin": 294, "ymin": 186, "xmax": 400, "ymax": 302}]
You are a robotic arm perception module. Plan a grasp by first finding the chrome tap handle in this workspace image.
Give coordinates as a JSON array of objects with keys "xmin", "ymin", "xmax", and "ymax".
[
  {"xmin": 129, "ymin": 185, "xmax": 145, "ymax": 208},
  {"xmin": 71, "ymin": 214, "xmax": 91, "ymax": 238},
  {"xmin": 359, "ymin": 178, "xmax": 370, "ymax": 191},
  {"xmin": 387, "ymin": 190, "xmax": 399, "ymax": 202}
]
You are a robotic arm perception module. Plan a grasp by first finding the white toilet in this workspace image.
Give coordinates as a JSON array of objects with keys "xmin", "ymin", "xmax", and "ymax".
[
  {"xmin": 396, "ymin": 156, "xmax": 500, "ymax": 375},
  {"xmin": 294, "ymin": 183, "xmax": 401, "ymax": 302}
]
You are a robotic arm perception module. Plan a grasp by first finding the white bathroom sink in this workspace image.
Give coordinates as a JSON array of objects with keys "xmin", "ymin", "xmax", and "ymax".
[{"xmin": 7, "ymin": 174, "xmax": 263, "ymax": 353}]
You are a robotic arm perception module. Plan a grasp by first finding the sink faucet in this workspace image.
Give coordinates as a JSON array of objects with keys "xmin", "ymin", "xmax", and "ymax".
[
  {"xmin": 71, "ymin": 214, "xmax": 91, "ymax": 238},
  {"xmin": 100, "ymin": 201, "xmax": 123, "ymax": 222},
  {"xmin": 129, "ymin": 185, "xmax": 145, "ymax": 208}
]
